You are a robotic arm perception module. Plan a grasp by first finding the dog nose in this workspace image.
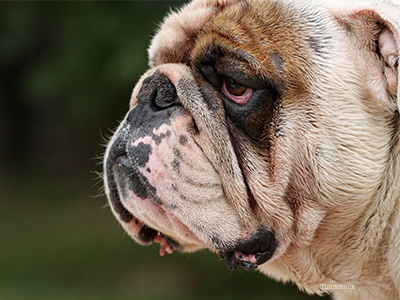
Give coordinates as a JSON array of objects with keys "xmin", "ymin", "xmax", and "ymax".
[
  {"xmin": 131, "ymin": 71, "xmax": 181, "ymax": 116},
  {"xmin": 150, "ymin": 74, "xmax": 180, "ymax": 111}
]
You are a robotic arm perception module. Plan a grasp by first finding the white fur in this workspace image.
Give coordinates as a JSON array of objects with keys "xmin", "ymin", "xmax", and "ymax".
[{"xmin": 107, "ymin": 0, "xmax": 400, "ymax": 299}]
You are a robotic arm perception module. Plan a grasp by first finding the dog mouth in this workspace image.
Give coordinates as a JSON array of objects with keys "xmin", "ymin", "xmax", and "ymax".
[
  {"xmin": 106, "ymin": 151, "xmax": 277, "ymax": 270},
  {"xmin": 218, "ymin": 230, "xmax": 277, "ymax": 270},
  {"xmin": 132, "ymin": 219, "xmax": 183, "ymax": 256},
  {"xmin": 105, "ymin": 151, "xmax": 184, "ymax": 255}
]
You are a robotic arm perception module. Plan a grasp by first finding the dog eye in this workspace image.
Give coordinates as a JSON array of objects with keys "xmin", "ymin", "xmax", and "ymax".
[
  {"xmin": 225, "ymin": 78, "xmax": 246, "ymax": 96},
  {"xmin": 221, "ymin": 77, "xmax": 253, "ymax": 106}
]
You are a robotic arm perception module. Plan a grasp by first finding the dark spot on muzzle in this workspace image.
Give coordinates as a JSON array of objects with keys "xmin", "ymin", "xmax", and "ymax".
[
  {"xmin": 116, "ymin": 153, "xmax": 149, "ymax": 200},
  {"xmin": 114, "ymin": 151, "xmax": 163, "ymax": 204}
]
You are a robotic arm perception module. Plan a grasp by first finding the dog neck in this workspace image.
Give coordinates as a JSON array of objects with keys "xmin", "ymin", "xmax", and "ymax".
[{"xmin": 261, "ymin": 116, "xmax": 400, "ymax": 298}]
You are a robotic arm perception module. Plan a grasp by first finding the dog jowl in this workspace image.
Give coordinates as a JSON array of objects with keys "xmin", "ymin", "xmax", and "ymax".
[{"xmin": 103, "ymin": 0, "xmax": 400, "ymax": 299}]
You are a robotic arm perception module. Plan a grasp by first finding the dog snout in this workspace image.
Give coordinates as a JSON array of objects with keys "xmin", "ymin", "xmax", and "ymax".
[{"xmin": 105, "ymin": 70, "xmax": 184, "ymax": 214}]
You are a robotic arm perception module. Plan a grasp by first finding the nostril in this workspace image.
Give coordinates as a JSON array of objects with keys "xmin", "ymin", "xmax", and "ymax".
[
  {"xmin": 134, "ymin": 71, "xmax": 181, "ymax": 113},
  {"xmin": 139, "ymin": 71, "xmax": 180, "ymax": 111},
  {"xmin": 153, "ymin": 77, "xmax": 180, "ymax": 110}
]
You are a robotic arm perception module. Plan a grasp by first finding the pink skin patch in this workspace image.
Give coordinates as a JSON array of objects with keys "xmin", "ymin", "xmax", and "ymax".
[
  {"xmin": 114, "ymin": 116, "xmax": 247, "ymax": 257},
  {"xmin": 379, "ymin": 27, "xmax": 398, "ymax": 93},
  {"xmin": 234, "ymin": 251, "xmax": 257, "ymax": 264},
  {"xmin": 117, "ymin": 121, "xmax": 208, "ymax": 255}
]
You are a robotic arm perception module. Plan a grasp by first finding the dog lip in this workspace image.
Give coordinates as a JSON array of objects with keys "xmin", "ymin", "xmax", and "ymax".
[
  {"xmin": 217, "ymin": 229, "xmax": 277, "ymax": 270},
  {"xmin": 106, "ymin": 151, "xmax": 152, "ymax": 223},
  {"xmin": 105, "ymin": 151, "xmax": 183, "ymax": 254},
  {"xmin": 105, "ymin": 154, "xmax": 134, "ymax": 223},
  {"xmin": 138, "ymin": 223, "xmax": 183, "ymax": 254},
  {"xmin": 218, "ymin": 251, "xmax": 258, "ymax": 270},
  {"xmin": 138, "ymin": 224, "xmax": 158, "ymax": 243}
]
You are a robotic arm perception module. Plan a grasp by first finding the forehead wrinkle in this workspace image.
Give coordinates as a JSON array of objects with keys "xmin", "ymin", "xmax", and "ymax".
[
  {"xmin": 191, "ymin": 0, "xmax": 317, "ymax": 93},
  {"xmin": 196, "ymin": 30, "xmax": 280, "ymax": 83},
  {"xmin": 193, "ymin": 33, "xmax": 271, "ymax": 82},
  {"xmin": 198, "ymin": 2, "xmax": 305, "ymax": 80}
]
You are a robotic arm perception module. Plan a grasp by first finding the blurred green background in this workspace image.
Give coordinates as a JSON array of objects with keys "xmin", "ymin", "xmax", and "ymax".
[{"xmin": 0, "ymin": 1, "xmax": 329, "ymax": 300}]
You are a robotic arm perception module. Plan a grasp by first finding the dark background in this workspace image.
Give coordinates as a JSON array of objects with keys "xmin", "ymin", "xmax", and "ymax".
[{"xmin": 0, "ymin": 1, "xmax": 329, "ymax": 299}]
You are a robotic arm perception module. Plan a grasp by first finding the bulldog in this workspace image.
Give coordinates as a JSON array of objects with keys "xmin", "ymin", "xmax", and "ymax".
[{"xmin": 103, "ymin": 0, "xmax": 400, "ymax": 299}]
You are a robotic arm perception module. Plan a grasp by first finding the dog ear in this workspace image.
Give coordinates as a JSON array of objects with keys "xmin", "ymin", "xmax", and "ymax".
[
  {"xmin": 330, "ymin": 2, "xmax": 400, "ymax": 113},
  {"xmin": 332, "ymin": 3, "xmax": 400, "ymax": 112}
]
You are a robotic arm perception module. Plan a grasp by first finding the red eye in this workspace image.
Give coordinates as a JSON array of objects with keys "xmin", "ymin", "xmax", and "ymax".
[{"xmin": 221, "ymin": 78, "xmax": 253, "ymax": 106}]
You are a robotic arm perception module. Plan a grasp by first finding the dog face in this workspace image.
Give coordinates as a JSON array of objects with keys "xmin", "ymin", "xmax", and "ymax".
[{"xmin": 104, "ymin": 0, "xmax": 400, "ymax": 294}]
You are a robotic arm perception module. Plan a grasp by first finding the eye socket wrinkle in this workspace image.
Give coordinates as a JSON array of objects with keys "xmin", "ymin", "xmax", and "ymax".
[{"xmin": 191, "ymin": 41, "xmax": 283, "ymax": 98}]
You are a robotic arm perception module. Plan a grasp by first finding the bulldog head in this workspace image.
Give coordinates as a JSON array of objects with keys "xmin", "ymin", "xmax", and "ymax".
[{"xmin": 104, "ymin": 0, "xmax": 400, "ymax": 293}]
